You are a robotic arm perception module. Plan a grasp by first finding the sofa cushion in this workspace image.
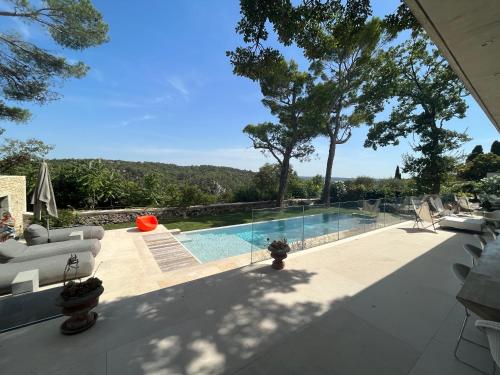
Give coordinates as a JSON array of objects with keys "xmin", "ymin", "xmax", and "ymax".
[
  {"xmin": 0, "ymin": 240, "xmax": 27, "ymax": 263},
  {"xmin": 24, "ymin": 224, "xmax": 49, "ymax": 245}
]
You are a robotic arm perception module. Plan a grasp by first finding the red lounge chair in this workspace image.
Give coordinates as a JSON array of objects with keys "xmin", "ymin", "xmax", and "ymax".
[{"xmin": 136, "ymin": 215, "xmax": 158, "ymax": 232}]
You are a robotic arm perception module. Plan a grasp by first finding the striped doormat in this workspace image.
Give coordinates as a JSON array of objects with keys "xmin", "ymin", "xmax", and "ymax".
[{"xmin": 142, "ymin": 232, "xmax": 199, "ymax": 273}]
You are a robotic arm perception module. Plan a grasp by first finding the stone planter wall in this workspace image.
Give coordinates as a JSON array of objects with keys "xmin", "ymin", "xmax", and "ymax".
[{"xmin": 71, "ymin": 198, "xmax": 319, "ymax": 226}]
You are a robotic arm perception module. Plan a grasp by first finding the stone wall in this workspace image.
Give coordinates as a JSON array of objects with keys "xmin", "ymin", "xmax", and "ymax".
[
  {"xmin": 0, "ymin": 176, "xmax": 27, "ymax": 234},
  {"xmin": 72, "ymin": 198, "xmax": 319, "ymax": 226}
]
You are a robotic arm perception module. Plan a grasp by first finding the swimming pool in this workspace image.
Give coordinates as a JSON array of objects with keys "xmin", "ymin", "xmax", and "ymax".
[{"xmin": 175, "ymin": 212, "xmax": 378, "ymax": 263}]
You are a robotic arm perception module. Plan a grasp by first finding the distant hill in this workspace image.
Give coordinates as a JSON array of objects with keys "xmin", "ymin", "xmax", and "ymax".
[{"xmin": 49, "ymin": 159, "xmax": 255, "ymax": 194}]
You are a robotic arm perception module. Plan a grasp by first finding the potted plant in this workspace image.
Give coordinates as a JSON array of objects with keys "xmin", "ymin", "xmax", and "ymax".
[
  {"xmin": 56, "ymin": 255, "xmax": 104, "ymax": 335},
  {"xmin": 268, "ymin": 239, "xmax": 291, "ymax": 270}
]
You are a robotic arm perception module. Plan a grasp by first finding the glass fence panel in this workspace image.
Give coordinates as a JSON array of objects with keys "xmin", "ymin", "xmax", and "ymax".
[
  {"xmin": 383, "ymin": 197, "xmax": 405, "ymax": 225},
  {"xmin": 302, "ymin": 203, "xmax": 341, "ymax": 249},
  {"xmin": 338, "ymin": 200, "xmax": 366, "ymax": 240},
  {"xmin": 362, "ymin": 198, "xmax": 384, "ymax": 231},
  {"xmin": 251, "ymin": 206, "xmax": 305, "ymax": 263},
  {"xmin": 244, "ymin": 194, "xmax": 451, "ymax": 265}
]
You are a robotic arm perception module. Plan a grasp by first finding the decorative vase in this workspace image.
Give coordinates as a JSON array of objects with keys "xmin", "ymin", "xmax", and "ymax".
[
  {"xmin": 56, "ymin": 285, "xmax": 104, "ymax": 335},
  {"xmin": 270, "ymin": 251, "xmax": 288, "ymax": 270}
]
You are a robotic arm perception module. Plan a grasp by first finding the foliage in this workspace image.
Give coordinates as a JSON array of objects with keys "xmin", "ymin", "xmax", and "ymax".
[
  {"xmin": 0, "ymin": 136, "xmax": 54, "ymax": 191},
  {"xmin": 440, "ymin": 179, "xmax": 477, "ymax": 195},
  {"xmin": 458, "ymin": 153, "xmax": 500, "ymax": 181},
  {"xmin": 491, "ymin": 140, "xmax": 500, "ymax": 156},
  {"xmin": 49, "ymin": 158, "xmax": 254, "ymax": 195},
  {"xmin": 383, "ymin": 0, "xmax": 422, "ymax": 38},
  {"xmin": 243, "ymin": 59, "xmax": 322, "ymax": 207},
  {"xmin": 227, "ymin": 0, "xmax": 346, "ymax": 79},
  {"xmin": 476, "ymin": 175, "xmax": 500, "ymax": 196},
  {"xmin": 251, "ymin": 163, "xmax": 279, "ymax": 200},
  {"xmin": 308, "ymin": 17, "xmax": 386, "ymax": 204},
  {"xmin": 36, "ymin": 208, "xmax": 78, "ymax": 228},
  {"xmin": 229, "ymin": 0, "xmax": 383, "ymax": 207},
  {"xmin": 337, "ymin": 178, "xmax": 415, "ymax": 202},
  {"xmin": 0, "ymin": 0, "xmax": 108, "ymax": 123},
  {"xmin": 330, "ymin": 181, "xmax": 347, "ymax": 202},
  {"xmin": 76, "ymin": 160, "xmax": 125, "ymax": 209},
  {"xmin": 466, "ymin": 145, "xmax": 483, "ymax": 163},
  {"xmin": 143, "ymin": 172, "xmax": 162, "ymax": 205},
  {"xmin": 179, "ymin": 184, "xmax": 215, "ymax": 207},
  {"xmin": 268, "ymin": 239, "xmax": 290, "ymax": 253},
  {"xmin": 364, "ymin": 35, "xmax": 470, "ymax": 194}
]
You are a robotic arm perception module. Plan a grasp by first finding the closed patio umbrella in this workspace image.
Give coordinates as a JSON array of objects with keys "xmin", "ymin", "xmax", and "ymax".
[{"xmin": 31, "ymin": 161, "xmax": 58, "ymax": 226}]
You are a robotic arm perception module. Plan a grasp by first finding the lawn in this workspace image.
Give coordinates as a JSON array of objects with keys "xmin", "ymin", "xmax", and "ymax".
[
  {"xmin": 103, "ymin": 205, "xmax": 372, "ymax": 232},
  {"xmin": 103, "ymin": 211, "xmax": 254, "ymax": 232}
]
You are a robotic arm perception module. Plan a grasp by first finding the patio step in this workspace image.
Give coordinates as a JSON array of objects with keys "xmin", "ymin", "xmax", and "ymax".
[{"xmin": 142, "ymin": 232, "xmax": 200, "ymax": 273}]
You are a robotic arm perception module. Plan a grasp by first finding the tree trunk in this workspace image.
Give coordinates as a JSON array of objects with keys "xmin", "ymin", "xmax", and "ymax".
[
  {"xmin": 277, "ymin": 154, "xmax": 291, "ymax": 208},
  {"xmin": 321, "ymin": 133, "xmax": 338, "ymax": 206},
  {"xmin": 429, "ymin": 122, "xmax": 441, "ymax": 194}
]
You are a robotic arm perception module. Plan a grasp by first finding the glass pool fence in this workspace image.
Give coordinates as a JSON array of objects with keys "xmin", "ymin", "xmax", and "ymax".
[{"xmin": 249, "ymin": 197, "xmax": 417, "ymax": 263}]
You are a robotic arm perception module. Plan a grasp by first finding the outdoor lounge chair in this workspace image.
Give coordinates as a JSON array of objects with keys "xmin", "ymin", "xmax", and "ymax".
[
  {"xmin": 412, "ymin": 201, "xmax": 437, "ymax": 230},
  {"xmin": 23, "ymin": 224, "xmax": 104, "ymax": 246},
  {"xmin": 455, "ymin": 195, "xmax": 481, "ymax": 214},
  {"xmin": 0, "ymin": 239, "xmax": 100, "ymax": 294},
  {"xmin": 428, "ymin": 196, "xmax": 454, "ymax": 217},
  {"xmin": 361, "ymin": 199, "xmax": 381, "ymax": 213}
]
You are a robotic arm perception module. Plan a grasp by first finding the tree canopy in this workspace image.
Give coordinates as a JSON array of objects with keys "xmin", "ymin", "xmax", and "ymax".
[
  {"xmin": 243, "ymin": 59, "xmax": 322, "ymax": 207},
  {"xmin": 491, "ymin": 140, "xmax": 500, "ymax": 156},
  {"xmin": 0, "ymin": 0, "xmax": 109, "ymax": 123},
  {"xmin": 458, "ymin": 153, "xmax": 500, "ymax": 181},
  {"xmin": 466, "ymin": 145, "xmax": 483, "ymax": 163},
  {"xmin": 364, "ymin": 35, "xmax": 470, "ymax": 193},
  {"xmin": 307, "ymin": 17, "xmax": 386, "ymax": 204}
]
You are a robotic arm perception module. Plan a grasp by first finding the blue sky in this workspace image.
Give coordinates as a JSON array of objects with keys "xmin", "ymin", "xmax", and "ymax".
[{"xmin": 2, "ymin": 0, "xmax": 498, "ymax": 177}]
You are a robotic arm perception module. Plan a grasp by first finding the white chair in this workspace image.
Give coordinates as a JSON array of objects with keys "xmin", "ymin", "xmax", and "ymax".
[
  {"xmin": 464, "ymin": 243, "xmax": 483, "ymax": 266},
  {"xmin": 485, "ymin": 226, "xmax": 498, "ymax": 241},
  {"xmin": 475, "ymin": 320, "xmax": 500, "ymax": 374},
  {"xmin": 452, "ymin": 263, "xmax": 490, "ymax": 373},
  {"xmin": 475, "ymin": 234, "xmax": 488, "ymax": 250}
]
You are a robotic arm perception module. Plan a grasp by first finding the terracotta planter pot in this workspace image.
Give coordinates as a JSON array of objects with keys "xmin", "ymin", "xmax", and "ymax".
[
  {"xmin": 56, "ymin": 285, "xmax": 104, "ymax": 335},
  {"xmin": 269, "ymin": 250, "xmax": 289, "ymax": 270}
]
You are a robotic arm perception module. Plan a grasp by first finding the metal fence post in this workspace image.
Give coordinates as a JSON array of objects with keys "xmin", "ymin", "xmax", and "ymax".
[
  {"xmin": 250, "ymin": 209, "xmax": 254, "ymax": 264},
  {"xmin": 337, "ymin": 201, "xmax": 341, "ymax": 241},
  {"xmin": 383, "ymin": 198, "xmax": 386, "ymax": 227},
  {"xmin": 302, "ymin": 205, "xmax": 305, "ymax": 250}
]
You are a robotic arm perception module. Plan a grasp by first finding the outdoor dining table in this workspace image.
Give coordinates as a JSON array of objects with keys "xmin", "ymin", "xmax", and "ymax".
[{"xmin": 457, "ymin": 237, "xmax": 500, "ymax": 322}]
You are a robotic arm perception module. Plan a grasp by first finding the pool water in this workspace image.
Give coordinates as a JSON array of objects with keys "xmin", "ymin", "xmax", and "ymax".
[{"xmin": 176, "ymin": 212, "xmax": 377, "ymax": 263}]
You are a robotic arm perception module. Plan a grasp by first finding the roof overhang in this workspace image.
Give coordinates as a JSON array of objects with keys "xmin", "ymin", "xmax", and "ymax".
[{"xmin": 405, "ymin": 0, "xmax": 500, "ymax": 132}]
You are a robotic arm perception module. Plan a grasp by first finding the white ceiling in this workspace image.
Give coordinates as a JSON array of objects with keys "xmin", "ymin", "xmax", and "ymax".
[{"xmin": 405, "ymin": 0, "xmax": 500, "ymax": 132}]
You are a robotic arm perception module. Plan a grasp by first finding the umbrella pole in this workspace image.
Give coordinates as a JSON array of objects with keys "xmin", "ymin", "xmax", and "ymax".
[{"xmin": 46, "ymin": 208, "xmax": 51, "ymax": 243}]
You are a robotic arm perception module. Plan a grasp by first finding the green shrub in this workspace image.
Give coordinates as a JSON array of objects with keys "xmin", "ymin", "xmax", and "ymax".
[
  {"xmin": 476, "ymin": 175, "xmax": 500, "ymax": 195},
  {"xmin": 35, "ymin": 209, "xmax": 78, "ymax": 228}
]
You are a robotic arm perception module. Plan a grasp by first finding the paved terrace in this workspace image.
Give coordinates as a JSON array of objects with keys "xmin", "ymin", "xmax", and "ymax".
[{"xmin": 0, "ymin": 222, "xmax": 495, "ymax": 374}]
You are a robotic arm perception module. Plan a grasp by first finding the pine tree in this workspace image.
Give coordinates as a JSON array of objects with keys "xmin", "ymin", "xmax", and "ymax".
[
  {"xmin": 394, "ymin": 166, "xmax": 402, "ymax": 180},
  {"xmin": 491, "ymin": 140, "xmax": 500, "ymax": 156},
  {"xmin": 466, "ymin": 145, "xmax": 483, "ymax": 163}
]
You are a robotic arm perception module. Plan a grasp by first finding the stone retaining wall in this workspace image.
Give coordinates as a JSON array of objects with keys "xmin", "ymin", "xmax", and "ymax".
[
  {"xmin": 0, "ymin": 176, "xmax": 27, "ymax": 233},
  {"xmin": 72, "ymin": 198, "xmax": 319, "ymax": 226}
]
